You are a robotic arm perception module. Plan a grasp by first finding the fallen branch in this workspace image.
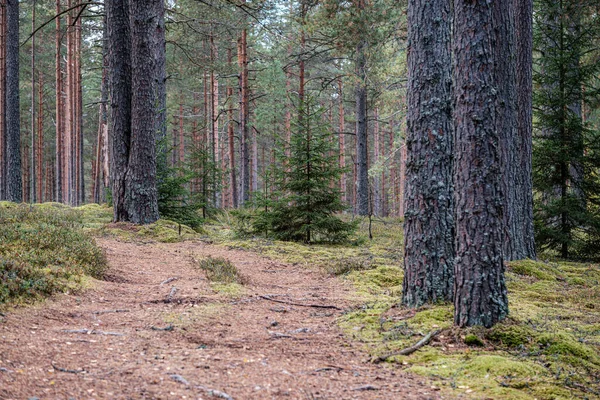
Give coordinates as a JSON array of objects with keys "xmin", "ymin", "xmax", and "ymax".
[
  {"xmin": 0, "ymin": 367, "xmax": 12, "ymax": 373},
  {"xmin": 373, "ymin": 329, "xmax": 441, "ymax": 363},
  {"xmin": 62, "ymin": 329, "xmax": 125, "ymax": 336},
  {"xmin": 258, "ymin": 295, "xmax": 342, "ymax": 310},
  {"xmin": 160, "ymin": 277, "xmax": 179, "ymax": 286},
  {"xmin": 351, "ymin": 384, "xmax": 379, "ymax": 391},
  {"xmin": 52, "ymin": 363, "xmax": 85, "ymax": 374},
  {"xmin": 92, "ymin": 309, "xmax": 130, "ymax": 315},
  {"xmin": 169, "ymin": 373, "xmax": 189, "ymax": 385},
  {"xmin": 151, "ymin": 324, "xmax": 174, "ymax": 332}
]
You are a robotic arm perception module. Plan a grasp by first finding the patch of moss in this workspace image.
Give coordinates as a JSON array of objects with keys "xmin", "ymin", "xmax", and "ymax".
[
  {"xmin": 464, "ymin": 334, "xmax": 485, "ymax": 347},
  {"xmin": 210, "ymin": 283, "xmax": 245, "ymax": 298},
  {"xmin": 507, "ymin": 259, "xmax": 563, "ymax": 281},
  {"xmin": 486, "ymin": 324, "xmax": 536, "ymax": 348},
  {"xmin": 98, "ymin": 219, "xmax": 198, "ymax": 243},
  {"xmin": 537, "ymin": 333, "xmax": 600, "ymax": 364}
]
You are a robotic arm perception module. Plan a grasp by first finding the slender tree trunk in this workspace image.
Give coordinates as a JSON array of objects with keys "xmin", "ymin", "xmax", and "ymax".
[
  {"xmin": 355, "ymin": 37, "xmax": 368, "ymax": 215},
  {"xmin": 0, "ymin": 0, "xmax": 7, "ymax": 200},
  {"xmin": 30, "ymin": 0, "xmax": 37, "ymax": 203},
  {"xmin": 55, "ymin": 0, "xmax": 63, "ymax": 203},
  {"xmin": 373, "ymin": 107, "xmax": 381, "ymax": 216},
  {"xmin": 513, "ymin": 0, "xmax": 536, "ymax": 260},
  {"xmin": 36, "ymin": 72, "xmax": 44, "ymax": 202},
  {"xmin": 178, "ymin": 93, "xmax": 185, "ymax": 166},
  {"xmin": 153, "ymin": 0, "xmax": 167, "ymax": 180},
  {"xmin": 227, "ymin": 47, "xmax": 238, "ymax": 208},
  {"xmin": 238, "ymin": 22, "xmax": 250, "ymax": 204},
  {"xmin": 338, "ymin": 79, "xmax": 346, "ymax": 205},
  {"xmin": 5, "ymin": 0, "xmax": 21, "ymax": 202},
  {"xmin": 402, "ymin": 0, "xmax": 454, "ymax": 307},
  {"xmin": 453, "ymin": 0, "xmax": 509, "ymax": 328}
]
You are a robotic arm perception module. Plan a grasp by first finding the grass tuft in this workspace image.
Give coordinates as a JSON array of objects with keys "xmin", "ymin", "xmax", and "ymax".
[{"xmin": 197, "ymin": 256, "xmax": 244, "ymax": 285}]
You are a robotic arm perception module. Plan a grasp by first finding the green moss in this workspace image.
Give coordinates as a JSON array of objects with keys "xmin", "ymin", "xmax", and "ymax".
[
  {"xmin": 210, "ymin": 283, "xmax": 245, "ymax": 297},
  {"xmin": 97, "ymin": 219, "xmax": 198, "ymax": 243},
  {"xmin": 464, "ymin": 334, "xmax": 485, "ymax": 347},
  {"xmin": 486, "ymin": 324, "xmax": 536, "ymax": 348},
  {"xmin": 507, "ymin": 259, "xmax": 563, "ymax": 281},
  {"xmin": 538, "ymin": 333, "xmax": 600, "ymax": 364}
]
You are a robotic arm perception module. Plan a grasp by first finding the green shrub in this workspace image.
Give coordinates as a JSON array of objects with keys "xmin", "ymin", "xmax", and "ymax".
[
  {"xmin": 197, "ymin": 256, "xmax": 244, "ymax": 284},
  {"xmin": 0, "ymin": 204, "xmax": 107, "ymax": 304}
]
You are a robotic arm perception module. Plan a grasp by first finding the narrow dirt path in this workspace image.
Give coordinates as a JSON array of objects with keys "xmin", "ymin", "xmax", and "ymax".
[{"xmin": 0, "ymin": 239, "xmax": 440, "ymax": 399}]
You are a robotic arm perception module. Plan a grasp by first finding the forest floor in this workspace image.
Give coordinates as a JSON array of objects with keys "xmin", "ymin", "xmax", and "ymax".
[{"xmin": 0, "ymin": 236, "xmax": 440, "ymax": 399}]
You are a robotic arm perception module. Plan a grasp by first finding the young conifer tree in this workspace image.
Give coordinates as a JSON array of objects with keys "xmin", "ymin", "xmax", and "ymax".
[{"xmin": 254, "ymin": 95, "xmax": 356, "ymax": 243}]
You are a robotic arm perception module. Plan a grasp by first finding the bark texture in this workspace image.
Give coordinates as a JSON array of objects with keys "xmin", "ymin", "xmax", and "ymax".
[
  {"xmin": 5, "ymin": 0, "xmax": 21, "ymax": 202},
  {"xmin": 513, "ymin": 0, "xmax": 537, "ymax": 260},
  {"xmin": 355, "ymin": 37, "xmax": 369, "ymax": 216},
  {"xmin": 453, "ymin": 0, "xmax": 508, "ymax": 328},
  {"xmin": 402, "ymin": 0, "xmax": 454, "ymax": 307},
  {"xmin": 126, "ymin": 0, "xmax": 160, "ymax": 223}
]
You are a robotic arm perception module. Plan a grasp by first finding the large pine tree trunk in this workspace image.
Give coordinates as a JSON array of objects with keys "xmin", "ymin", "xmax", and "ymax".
[
  {"xmin": 55, "ymin": 0, "xmax": 63, "ymax": 203},
  {"xmin": 153, "ymin": 0, "xmax": 167, "ymax": 180},
  {"xmin": 338, "ymin": 79, "xmax": 346, "ymax": 205},
  {"xmin": 107, "ymin": 0, "xmax": 132, "ymax": 221},
  {"xmin": 402, "ymin": 0, "xmax": 454, "ymax": 307},
  {"xmin": 453, "ymin": 0, "xmax": 508, "ymax": 328},
  {"xmin": 5, "ymin": 0, "xmax": 21, "ymax": 202},
  {"xmin": 227, "ymin": 47, "xmax": 238, "ymax": 208},
  {"xmin": 238, "ymin": 25, "xmax": 250, "ymax": 204},
  {"xmin": 30, "ymin": 0, "xmax": 36, "ymax": 203},
  {"xmin": 126, "ymin": 0, "xmax": 160, "ymax": 223}
]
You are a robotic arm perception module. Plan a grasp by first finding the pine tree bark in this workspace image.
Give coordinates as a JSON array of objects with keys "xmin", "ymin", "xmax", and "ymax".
[
  {"xmin": 125, "ymin": 0, "xmax": 160, "ymax": 223},
  {"xmin": 0, "ymin": 0, "xmax": 7, "ymax": 200},
  {"xmin": 238, "ymin": 24, "xmax": 250, "ymax": 204},
  {"xmin": 355, "ymin": 35, "xmax": 368, "ymax": 216},
  {"xmin": 513, "ymin": 0, "xmax": 536, "ymax": 260},
  {"xmin": 55, "ymin": 0, "xmax": 63, "ymax": 203},
  {"xmin": 227, "ymin": 47, "xmax": 238, "ymax": 208},
  {"xmin": 31, "ymin": 0, "xmax": 37, "ymax": 203},
  {"xmin": 153, "ymin": 0, "xmax": 167, "ymax": 179},
  {"xmin": 338, "ymin": 79, "xmax": 346, "ymax": 204},
  {"xmin": 453, "ymin": 0, "xmax": 509, "ymax": 328},
  {"xmin": 5, "ymin": 0, "xmax": 21, "ymax": 202},
  {"xmin": 402, "ymin": 0, "xmax": 454, "ymax": 307}
]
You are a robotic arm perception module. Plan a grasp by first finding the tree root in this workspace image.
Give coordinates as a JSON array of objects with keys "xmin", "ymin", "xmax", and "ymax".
[
  {"xmin": 62, "ymin": 329, "xmax": 125, "ymax": 336},
  {"xmin": 372, "ymin": 329, "xmax": 441, "ymax": 363}
]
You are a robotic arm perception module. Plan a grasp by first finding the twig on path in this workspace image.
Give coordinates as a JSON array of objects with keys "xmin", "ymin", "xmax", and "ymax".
[
  {"xmin": 351, "ymin": 384, "xmax": 380, "ymax": 391},
  {"xmin": 258, "ymin": 295, "xmax": 342, "ymax": 310},
  {"xmin": 92, "ymin": 309, "xmax": 130, "ymax": 315},
  {"xmin": 62, "ymin": 329, "xmax": 125, "ymax": 336},
  {"xmin": 160, "ymin": 277, "xmax": 179, "ymax": 286},
  {"xmin": 196, "ymin": 386, "xmax": 234, "ymax": 400},
  {"xmin": 0, "ymin": 367, "xmax": 13, "ymax": 373},
  {"xmin": 52, "ymin": 363, "xmax": 85, "ymax": 374},
  {"xmin": 372, "ymin": 329, "xmax": 441, "ymax": 363},
  {"xmin": 169, "ymin": 373, "xmax": 189, "ymax": 385},
  {"xmin": 166, "ymin": 286, "xmax": 178, "ymax": 303},
  {"xmin": 151, "ymin": 324, "xmax": 174, "ymax": 332}
]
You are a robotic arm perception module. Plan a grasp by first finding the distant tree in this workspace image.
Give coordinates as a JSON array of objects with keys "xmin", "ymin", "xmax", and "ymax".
[
  {"xmin": 402, "ymin": 0, "xmax": 454, "ymax": 307},
  {"xmin": 453, "ymin": 0, "xmax": 509, "ymax": 328},
  {"xmin": 533, "ymin": 0, "xmax": 600, "ymax": 259}
]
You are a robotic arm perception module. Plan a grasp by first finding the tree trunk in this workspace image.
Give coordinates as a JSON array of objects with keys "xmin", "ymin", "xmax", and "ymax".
[
  {"xmin": 31, "ymin": 0, "xmax": 37, "ymax": 203},
  {"xmin": 513, "ymin": 0, "xmax": 537, "ymax": 260},
  {"xmin": 373, "ymin": 107, "xmax": 381, "ymax": 216},
  {"xmin": 355, "ymin": 34, "xmax": 368, "ymax": 216},
  {"xmin": 338, "ymin": 79, "xmax": 346, "ymax": 205},
  {"xmin": 125, "ymin": 0, "xmax": 160, "ymax": 223},
  {"xmin": 453, "ymin": 0, "xmax": 509, "ymax": 328},
  {"xmin": 238, "ymin": 24, "xmax": 250, "ymax": 204},
  {"xmin": 227, "ymin": 47, "xmax": 238, "ymax": 208},
  {"xmin": 402, "ymin": 0, "xmax": 454, "ymax": 307},
  {"xmin": 107, "ymin": 0, "xmax": 132, "ymax": 221},
  {"xmin": 36, "ymin": 72, "xmax": 44, "ymax": 202},
  {"xmin": 0, "ymin": 0, "xmax": 7, "ymax": 200},
  {"xmin": 153, "ymin": 0, "xmax": 167, "ymax": 180},
  {"xmin": 5, "ymin": 0, "xmax": 21, "ymax": 202},
  {"xmin": 55, "ymin": 0, "xmax": 63, "ymax": 203}
]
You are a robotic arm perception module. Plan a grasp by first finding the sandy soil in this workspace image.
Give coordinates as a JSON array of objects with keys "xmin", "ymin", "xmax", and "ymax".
[{"xmin": 0, "ymin": 238, "xmax": 442, "ymax": 399}]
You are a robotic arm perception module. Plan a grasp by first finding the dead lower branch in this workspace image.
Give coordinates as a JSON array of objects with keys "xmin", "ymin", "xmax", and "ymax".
[{"xmin": 258, "ymin": 295, "xmax": 342, "ymax": 310}]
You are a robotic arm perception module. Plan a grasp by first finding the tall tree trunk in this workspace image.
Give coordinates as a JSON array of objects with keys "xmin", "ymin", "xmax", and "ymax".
[
  {"xmin": 0, "ymin": 0, "xmax": 7, "ymax": 200},
  {"xmin": 338, "ymin": 79, "xmax": 346, "ymax": 204},
  {"xmin": 453, "ymin": 0, "xmax": 509, "ymax": 328},
  {"xmin": 227, "ymin": 47, "xmax": 238, "ymax": 208},
  {"xmin": 5, "ymin": 0, "xmax": 21, "ymax": 202},
  {"xmin": 153, "ymin": 0, "xmax": 167, "ymax": 183},
  {"xmin": 355, "ymin": 35, "xmax": 368, "ymax": 216},
  {"xmin": 125, "ymin": 0, "xmax": 160, "ymax": 223},
  {"xmin": 31, "ymin": 0, "xmax": 37, "ymax": 203},
  {"xmin": 36, "ymin": 72, "xmax": 44, "ymax": 202},
  {"xmin": 238, "ymin": 22, "xmax": 250, "ymax": 204},
  {"xmin": 402, "ymin": 0, "xmax": 454, "ymax": 307},
  {"xmin": 513, "ymin": 0, "xmax": 537, "ymax": 260},
  {"xmin": 107, "ymin": 0, "xmax": 132, "ymax": 221},
  {"xmin": 55, "ymin": 0, "xmax": 63, "ymax": 203},
  {"xmin": 373, "ymin": 107, "xmax": 381, "ymax": 216}
]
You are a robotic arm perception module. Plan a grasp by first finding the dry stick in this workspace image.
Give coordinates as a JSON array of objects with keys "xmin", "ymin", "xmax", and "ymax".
[
  {"xmin": 92, "ymin": 309, "xmax": 130, "ymax": 315},
  {"xmin": 166, "ymin": 286, "xmax": 178, "ymax": 303},
  {"xmin": 258, "ymin": 295, "xmax": 342, "ymax": 310},
  {"xmin": 62, "ymin": 329, "xmax": 125, "ymax": 336},
  {"xmin": 373, "ymin": 329, "xmax": 441, "ymax": 363},
  {"xmin": 160, "ymin": 277, "xmax": 178, "ymax": 286},
  {"xmin": 52, "ymin": 363, "xmax": 84, "ymax": 374}
]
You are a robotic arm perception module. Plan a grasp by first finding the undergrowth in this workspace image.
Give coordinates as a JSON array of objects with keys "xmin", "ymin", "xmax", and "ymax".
[
  {"xmin": 196, "ymin": 256, "xmax": 246, "ymax": 297},
  {"xmin": 204, "ymin": 212, "xmax": 600, "ymax": 399},
  {"xmin": 0, "ymin": 202, "xmax": 107, "ymax": 306}
]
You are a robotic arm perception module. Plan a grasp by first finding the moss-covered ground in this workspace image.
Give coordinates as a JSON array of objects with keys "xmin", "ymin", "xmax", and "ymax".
[{"xmin": 204, "ymin": 213, "xmax": 600, "ymax": 399}]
